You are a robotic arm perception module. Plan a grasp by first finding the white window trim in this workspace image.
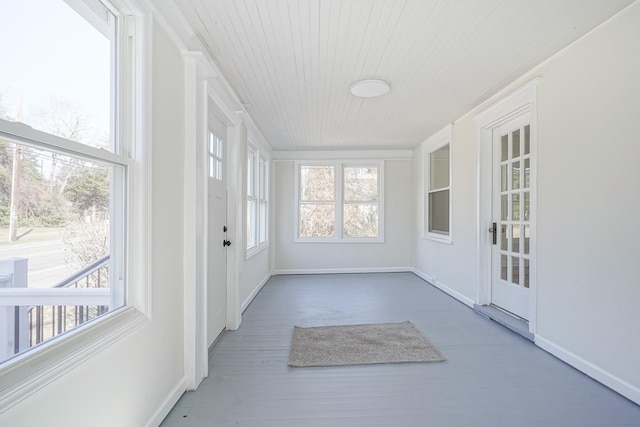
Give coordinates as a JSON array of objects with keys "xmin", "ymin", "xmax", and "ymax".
[
  {"xmin": 246, "ymin": 143, "xmax": 269, "ymax": 259},
  {"xmin": 423, "ymin": 124, "xmax": 453, "ymax": 244},
  {"xmin": 0, "ymin": 0, "xmax": 151, "ymax": 412},
  {"xmin": 294, "ymin": 160, "xmax": 385, "ymax": 243}
]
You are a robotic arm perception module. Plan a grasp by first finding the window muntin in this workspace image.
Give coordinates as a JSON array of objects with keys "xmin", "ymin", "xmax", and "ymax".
[
  {"xmin": 296, "ymin": 161, "xmax": 383, "ymax": 242},
  {"xmin": 0, "ymin": 0, "xmax": 140, "ymax": 373},
  {"xmin": 423, "ymin": 125, "xmax": 452, "ymax": 243}
]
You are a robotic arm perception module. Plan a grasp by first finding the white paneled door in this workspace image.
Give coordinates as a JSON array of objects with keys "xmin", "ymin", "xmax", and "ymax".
[
  {"xmin": 207, "ymin": 111, "xmax": 228, "ymax": 347},
  {"xmin": 490, "ymin": 114, "xmax": 532, "ymax": 320}
]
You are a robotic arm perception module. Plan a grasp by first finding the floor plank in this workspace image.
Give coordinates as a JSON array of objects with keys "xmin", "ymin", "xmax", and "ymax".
[{"xmin": 161, "ymin": 273, "xmax": 640, "ymax": 426}]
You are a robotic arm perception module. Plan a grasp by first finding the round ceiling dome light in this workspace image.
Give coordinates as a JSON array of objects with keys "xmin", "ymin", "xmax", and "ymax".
[{"xmin": 350, "ymin": 79, "xmax": 390, "ymax": 98}]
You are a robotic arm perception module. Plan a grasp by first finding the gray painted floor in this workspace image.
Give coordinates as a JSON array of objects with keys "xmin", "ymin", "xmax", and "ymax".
[{"xmin": 161, "ymin": 273, "xmax": 640, "ymax": 427}]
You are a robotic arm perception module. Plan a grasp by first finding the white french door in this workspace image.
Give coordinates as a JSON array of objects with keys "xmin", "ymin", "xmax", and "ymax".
[
  {"xmin": 207, "ymin": 110, "xmax": 228, "ymax": 347},
  {"xmin": 490, "ymin": 114, "xmax": 532, "ymax": 320}
]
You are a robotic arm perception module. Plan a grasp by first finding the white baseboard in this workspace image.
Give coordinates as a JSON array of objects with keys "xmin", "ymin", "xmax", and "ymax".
[
  {"xmin": 273, "ymin": 267, "xmax": 412, "ymax": 275},
  {"xmin": 535, "ymin": 335, "xmax": 640, "ymax": 405},
  {"xmin": 145, "ymin": 377, "xmax": 187, "ymax": 427},
  {"xmin": 241, "ymin": 273, "xmax": 272, "ymax": 313},
  {"xmin": 410, "ymin": 268, "xmax": 475, "ymax": 308}
]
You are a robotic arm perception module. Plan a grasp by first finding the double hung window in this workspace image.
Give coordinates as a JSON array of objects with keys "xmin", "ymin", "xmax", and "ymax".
[
  {"xmin": 0, "ymin": 0, "xmax": 148, "ymax": 404},
  {"xmin": 423, "ymin": 125, "xmax": 452, "ymax": 242},
  {"xmin": 295, "ymin": 161, "xmax": 383, "ymax": 242},
  {"xmin": 246, "ymin": 143, "xmax": 268, "ymax": 254}
]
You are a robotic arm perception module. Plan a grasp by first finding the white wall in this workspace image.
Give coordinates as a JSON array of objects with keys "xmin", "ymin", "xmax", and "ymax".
[
  {"xmin": 0, "ymin": 21, "xmax": 187, "ymax": 426},
  {"xmin": 413, "ymin": 2, "xmax": 640, "ymax": 403},
  {"xmin": 275, "ymin": 159, "xmax": 413, "ymax": 273}
]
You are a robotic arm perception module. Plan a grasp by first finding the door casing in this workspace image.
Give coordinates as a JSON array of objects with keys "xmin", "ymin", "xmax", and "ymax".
[{"xmin": 474, "ymin": 79, "xmax": 539, "ymax": 335}]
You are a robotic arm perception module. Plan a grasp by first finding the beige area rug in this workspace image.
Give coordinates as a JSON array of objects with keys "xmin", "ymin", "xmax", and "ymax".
[{"xmin": 288, "ymin": 321, "xmax": 445, "ymax": 367}]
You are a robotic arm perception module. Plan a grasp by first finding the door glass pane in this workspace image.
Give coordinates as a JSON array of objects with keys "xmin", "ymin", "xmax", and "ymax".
[
  {"xmin": 524, "ymin": 158, "xmax": 530, "ymax": 188},
  {"xmin": 501, "ymin": 255, "xmax": 507, "ymax": 281},
  {"xmin": 501, "ymin": 195, "xmax": 508, "ymax": 221},
  {"xmin": 523, "ymin": 192, "xmax": 530, "ymax": 221},
  {"xmin": 500, "ymin": 223, "xmax": 508, "ymax": 250},
  {"xmin": 512, "ymin": 129, "xmax": 520, "ymax": 158},
  {"xmin": 512, "ymin": 224, "xmax": 520, "ymax": 253},
  {"xmin": 501, "ymin": 165, "xmax": 508, "ymax": 191},
  {"xmin": 512, "ymin": 256, "xmax": 520, "ymax": 285},
  {"xmin": 501, "ymin": 135, "xmax": 508, "ymax": 162},
  {"xmin": 524, "ymin": 225, "xmax": 530, "ymax": 254},
  {"xmin": 512, "ymin": 161, "xmax": 520, "ymax": 189},
  {"xmin": 524, "ymin": 125, "xmax": 530, "ymax": 155},
  {"xmin": 512, "ymin": 193, "xmax": 520, "ymax": 221},
  {"xmin": 524, "ymin": 259, "xmax": 530, "ymax": 288}
]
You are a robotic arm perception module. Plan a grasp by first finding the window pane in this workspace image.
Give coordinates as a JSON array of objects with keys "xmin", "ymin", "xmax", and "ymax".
[
  {"xmin": 259, "ymin": 202, "xmax": 267, "ymax": 243},
  {"xmin": 247, "ymin": 150, "xmax": 255, "ymax": 196},
  {"xmin": 0, "ymin": 140, "xmax": 124, "ymax": 361},
  {"xmin": 246, "ymin": 199, "xmax": 256, "ymax": 248},
  {"xmin": 428, "ymin": 189, "xmax": 449, "ymax": 234},
  {"xmin": 524, "ymin": 125, "xmax": 530, "ymax": 155},
  {"xmin": 299, "ymin": 203, "xmax": 334, "ymax": 238},
  {"xmin": 344, "ymin": 204, "xmax": 378, "ymax": 238},
  {"xmin": 0, "ymin": 0, "xmax": 115, "ymax": 151},
  {"xmin": 430, "ymin": 144, "xmax": 449, "ymax": 190},
  {"xmin": 300, "ymin": 166, "xmax": 334, "ymax": 201},
  {"xmin": 344, "ymin": 167, "xmax": 378, "ymax": 201}
]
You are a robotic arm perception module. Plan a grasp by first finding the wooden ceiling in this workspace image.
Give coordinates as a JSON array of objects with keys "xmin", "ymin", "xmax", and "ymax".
[{"xmin": 171, "ymin": 0, "xmax": 634, "ymax": 151}]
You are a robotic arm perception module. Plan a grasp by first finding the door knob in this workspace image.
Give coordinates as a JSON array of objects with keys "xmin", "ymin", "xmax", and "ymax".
[
  {"xmin": 223, "ymin": 240, "xmax": 232, "ymax": 247},
  {"xmin": 489, "ymin": 222, "xmax": 497, "ymax": 245}
]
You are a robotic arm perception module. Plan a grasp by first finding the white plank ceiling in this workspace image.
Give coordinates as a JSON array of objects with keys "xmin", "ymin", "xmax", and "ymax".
[{"xmin": 172, "ymin": 0, "xmax": 635, "ymax": 151}]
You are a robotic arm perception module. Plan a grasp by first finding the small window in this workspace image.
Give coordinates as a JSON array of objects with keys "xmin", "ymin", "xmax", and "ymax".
[
  {"xmin": 295, "ymin": 161, "xmax": 384, "ymax": 242},
  {"xmin": 424, "ymin": 125, "xmax": 452, "ymax": 243}
]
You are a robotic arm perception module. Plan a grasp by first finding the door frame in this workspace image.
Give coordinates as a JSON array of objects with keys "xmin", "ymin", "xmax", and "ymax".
[
  {"xmin": 183, "ymin": 52, "xmax": 242, "ymax": 390},
  {"xmin": 474, "ymin": 78, "xmax": 539, "ymax": 335}
]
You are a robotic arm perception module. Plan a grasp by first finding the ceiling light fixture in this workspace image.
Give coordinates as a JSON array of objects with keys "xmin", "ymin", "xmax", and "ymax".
[{"xmin": 350, "ymin": 79, "xmax": 390, "ymax": 98}]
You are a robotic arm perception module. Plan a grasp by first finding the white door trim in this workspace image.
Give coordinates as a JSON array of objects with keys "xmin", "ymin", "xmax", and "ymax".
[
  {"xmin": 183, "ymin": 52, "xmax": 243, "ymax": 391},
  {"xmin": 473, "ymin": 78, "xmax": 539, "ymax": 334}
]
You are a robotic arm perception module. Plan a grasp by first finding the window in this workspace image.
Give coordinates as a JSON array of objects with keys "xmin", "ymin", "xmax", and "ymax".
[
  {"xmin": 0, "ymin": 0, "xmax": 148, "ymax": 404},
  {"xmin": 208, "ymin": 131, "xmax": 223, "ymax": 180},
  {"xmin": 423, "ymin": 125, "xmax": 452, "ymax": 243},
  {"xmin": 246, "ymin": 143, "xmax": 268, "ymax": 254},
  {"xmin": 295, "ymin": 161, "xmax": 384, "ymax": 242}
]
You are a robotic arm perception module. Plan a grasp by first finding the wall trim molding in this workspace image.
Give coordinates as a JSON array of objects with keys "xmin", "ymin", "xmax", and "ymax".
[
  {"xmin": 410, "ymin": 268, "xmax": 475, "ymax": 308},
  {"xmin": 241, "ymin": 273, "xmax": 272, "ymax": 313},
  {"xmin": 535, "ymin": 335, "xmax": 640, "ymax": 406},
  {"xmin": 144, "ymin": 378, "xmax": 187, "ymax": 427},
  {"xmin": 273, "ymin": 149, "xmax": 413, "ymax": 161},
  {"xmin": 273, "ymin": 267, "xmax": 412, "ymax": 276}
]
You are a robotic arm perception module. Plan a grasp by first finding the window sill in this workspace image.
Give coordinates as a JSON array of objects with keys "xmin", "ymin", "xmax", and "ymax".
[
  {"xmin": 422, "ymin": 233, "xmax": 452, "ymax": 244},
  {"xmin": 246, "ymin": 243, "xmax": 269, "ymax": 260},
  {"xmin": 294, "ymin": 237, "xmax": 385, "ymax": 244},
  {"xmin": 0, "ymin": 306, "xmax": 149, "ymax": 413}
]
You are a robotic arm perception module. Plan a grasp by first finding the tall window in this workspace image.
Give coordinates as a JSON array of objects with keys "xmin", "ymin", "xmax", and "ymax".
[
  {"xmin": 296, "ymin": 161, "xmax": 384, "ymax": 242},
  {"xmin": 246, "ymin": 143, "xmax": 268, "ymax": 254},
  {"xmin": 424, "ymin": 125, "xmax": 452, "ymax": 243},
  {"xmin": 0, "ymin": 0, "xmax": 148, "ymax": 395}
]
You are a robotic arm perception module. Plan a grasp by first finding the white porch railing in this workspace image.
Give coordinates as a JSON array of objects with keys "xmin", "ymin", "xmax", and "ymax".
[{"xmin": 0, "ymin": 256, "xmax": 110, "ymax": 361}]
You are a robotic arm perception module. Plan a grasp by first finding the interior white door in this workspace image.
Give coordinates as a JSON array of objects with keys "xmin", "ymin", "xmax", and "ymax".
[
  {"xmin": 490, "ymin": 114, "xmax": 532, "ymax": 320},
  {"xmin": 207, "ymin": 111, "xmax": 227, "ymax": 347}
]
